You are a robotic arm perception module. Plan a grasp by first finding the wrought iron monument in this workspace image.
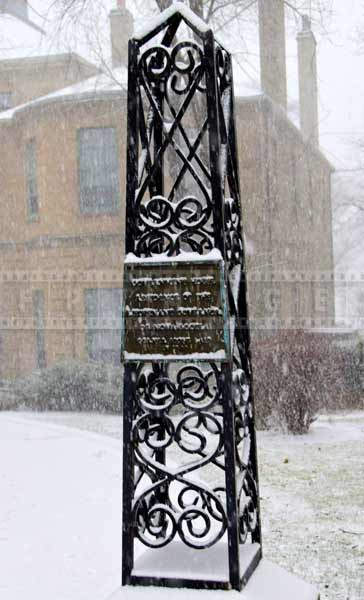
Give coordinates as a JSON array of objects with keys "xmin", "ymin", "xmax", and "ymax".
[{"xmin": 121, "ymin": 4, "xmax": 262, "ymax": 591}]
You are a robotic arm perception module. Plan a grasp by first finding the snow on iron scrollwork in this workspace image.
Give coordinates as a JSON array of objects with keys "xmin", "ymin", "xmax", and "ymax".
[
  {"xmin": 122, "ymin": 7, "xmax": 261, "ymax": 590},
  {"xmin": 132, "ymin": 39, "xmax": 214, "ymax": 258},
  {"xmin": 132, "ymin": 363, "xmax": 227, "ymax": 550},
  {"xmin": 136, "ymin": 194, "xmax": 214, "ymax": 256}
]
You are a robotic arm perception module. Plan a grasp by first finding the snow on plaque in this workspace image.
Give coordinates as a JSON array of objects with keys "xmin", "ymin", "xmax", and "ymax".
[{"xmin": 122, "ymin": 254, "xmax": 229, "ymax": 361}]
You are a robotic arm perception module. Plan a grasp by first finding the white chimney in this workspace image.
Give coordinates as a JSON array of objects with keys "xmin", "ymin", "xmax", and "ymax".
[
  {"xmin": 258, "ymin": 0, "xmax": 287, "ymax": 110},
  {"xmin": 109, "ymin": 0, "xmax": 134, "ymax": 69},
  {"xmin": 297, "ymin": 15, "xmax": 319, "ymax": 146}
]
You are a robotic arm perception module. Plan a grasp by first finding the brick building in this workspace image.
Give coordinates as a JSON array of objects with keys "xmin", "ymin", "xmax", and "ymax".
[{"xmin": 0, "ymin": 0, "xmax": 335, "ymax": 378}]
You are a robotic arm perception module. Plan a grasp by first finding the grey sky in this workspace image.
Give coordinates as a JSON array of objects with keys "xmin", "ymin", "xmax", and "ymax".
[{"xmin": 316, "ymin": 0, "xmax": 364, "ymax": 170}]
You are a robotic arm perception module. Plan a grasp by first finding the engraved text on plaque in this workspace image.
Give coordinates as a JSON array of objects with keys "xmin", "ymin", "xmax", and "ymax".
[{"xmin": 123, "ymin": 260, "xmax": 229, "ymax": 361}]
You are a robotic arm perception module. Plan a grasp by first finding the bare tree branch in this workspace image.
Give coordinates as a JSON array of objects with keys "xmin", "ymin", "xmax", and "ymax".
[{"xmin": 48, "ymin": 0, "xmax": 331, "ymax": 28}]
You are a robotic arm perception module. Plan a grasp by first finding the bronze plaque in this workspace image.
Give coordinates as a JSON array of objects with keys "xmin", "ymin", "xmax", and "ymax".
[{"xmin": 122, "ymin": 259, "xmax": 229, "ymax": 361}]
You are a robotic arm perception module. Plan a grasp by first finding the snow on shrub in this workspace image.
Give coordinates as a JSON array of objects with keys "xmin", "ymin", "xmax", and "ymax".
[
  {"xmin": 13, "ymin": 361, "xmax": 123, "ymax": 413},
  {"xmin": 252, "ymin": 330, "xmax": 339, "ymax": 434}
]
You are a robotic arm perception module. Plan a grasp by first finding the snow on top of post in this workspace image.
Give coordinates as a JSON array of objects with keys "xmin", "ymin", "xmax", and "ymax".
[
  {"xmin": 124, "ymin": 350, "xmax": 227, "ymax": 361},
  {"xmin": 124, "ymin": 248, "xmax": 223, "ymax": 264},
  {"xmin": 134, "ymin": 3, "xmax": 211, "ymax": 42}
]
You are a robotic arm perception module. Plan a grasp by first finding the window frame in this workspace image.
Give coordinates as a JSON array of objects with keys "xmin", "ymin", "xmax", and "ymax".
[
  {"xmin": 33, "ymin": 289, "xmax": 46, "ymax": 370},
  {"xmin": 0, "ymin": 91, "xmax": 12, "ymax": 111},
  {"xmin": 77, "ymin": 126, "xmax": 121, "ymax": 216},
  {"xmin": 24, "ymin": 138, "xmax": 39, "ymax": 222},
  {"xmin": 84, "ymin": 287, "xmax": 122, "ymax": 365}
]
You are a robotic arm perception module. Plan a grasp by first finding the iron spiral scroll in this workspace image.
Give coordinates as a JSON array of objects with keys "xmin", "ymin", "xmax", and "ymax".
[{"xmin": 122, "ymin": 6, "xmax": 261, "ymax": 591}]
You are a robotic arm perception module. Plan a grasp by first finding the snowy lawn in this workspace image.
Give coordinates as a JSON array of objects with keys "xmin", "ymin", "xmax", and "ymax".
[{"xmin": 1, "ymin": 411, "xmax": 363, "ymax": 600}]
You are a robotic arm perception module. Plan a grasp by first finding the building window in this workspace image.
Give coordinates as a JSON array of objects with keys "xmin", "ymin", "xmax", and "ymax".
[
  {"xmin": 0, "ymin": 92, "xmax": 12, "ymax": 111},
  {"xmin": 85, "ymin": 288, "xmax": 122, "ymax": 364},
  {"xmin": 266, "ymin": 285, "xmax": 281, "ymax": 319},
  {"xmin": 78, "ymin": 127, "xmax": 120, "ymax": 214},
  {"xmin": 33, "ymin": 290, "xmax": 46, "ymax": 370},
  {"xmin": 293, "ymin": 284, "xmax": 300, "ymax": 318},
  {"xmin": 25, "ymin": 140, "xmax": 39, "ymax": 220}
]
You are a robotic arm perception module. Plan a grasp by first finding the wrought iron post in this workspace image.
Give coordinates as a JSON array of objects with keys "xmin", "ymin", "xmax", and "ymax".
[{"xmin": 121, "ymin": 5, "xmax": 262, "ymax": 591}]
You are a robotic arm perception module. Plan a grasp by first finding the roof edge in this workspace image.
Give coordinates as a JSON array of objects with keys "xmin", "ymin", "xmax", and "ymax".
[
  {"xmin": 0, "ymin": 52, "xmax": 98, "ymax": 73},
  {"xmin": 0, "ymin": 88, "xmax": 125, "ymax": 124}
]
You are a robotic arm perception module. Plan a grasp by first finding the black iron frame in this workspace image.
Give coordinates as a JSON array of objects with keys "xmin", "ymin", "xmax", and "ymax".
[{"xmin": 122, "ymin": 6, "xmax": 262, "ymax": 592}]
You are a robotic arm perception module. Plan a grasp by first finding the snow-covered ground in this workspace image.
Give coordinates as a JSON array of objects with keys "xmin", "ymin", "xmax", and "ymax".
[{"xmin": 1, "ymin": 411, "xmax": 363, "ymax": 600}]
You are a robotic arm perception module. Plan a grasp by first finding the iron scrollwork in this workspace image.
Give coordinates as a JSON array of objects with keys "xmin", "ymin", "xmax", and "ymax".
[
  {"xmin": 122, "ymin": 6, "xmax": 261, "ymax": 592},
  {"xmin": 132, "ymin": 363, "xmax": 227, "ymax": 550}
]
